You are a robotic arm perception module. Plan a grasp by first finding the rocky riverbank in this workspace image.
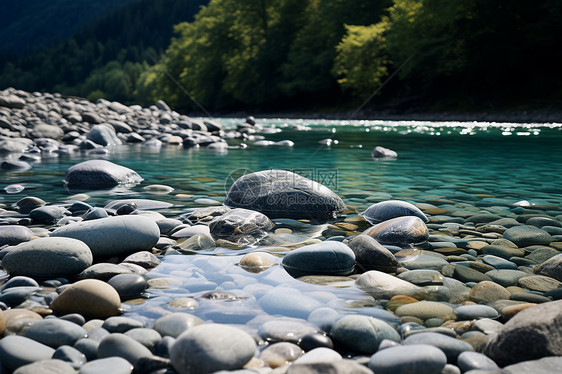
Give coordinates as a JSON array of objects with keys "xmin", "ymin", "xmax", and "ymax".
[{"xmin": 0, "ymin": 87, "xmax": 561, "ymax": 373}]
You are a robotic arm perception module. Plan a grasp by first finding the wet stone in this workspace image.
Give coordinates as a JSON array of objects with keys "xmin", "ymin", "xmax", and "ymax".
[
  {"xmin": 281, "ymin": 241, "xmax": 355, "ymax": 278},
  {"xmin": 363, "ymin": 216, "xmax": 429, "ymax": 247},
  {"xmin": 397, "ymin": 269, "xmax": 445, "ymax": 286},
  {"xmin": 368, "ymin": 344, "xmax": 447, "ymax": 374},
  {"xmin": 52, "ymin": 345, "xmax": 87, "ymax": 369},
  {"xmin": 107, "ymin": 274, "xmax": 147, "ymax": 300},
  {"xmin": 152, "ymin": 312, "xmax": 203, "ymax": 338},
  {"xmin": 482, "ymin": 255, "xmax": 518, "ymax": 270},
  {"xmin": 361, "ymin": 200, "xmax": 428, "ymax": 225},
  {"xmin": 453, "ymin": 265, "xmax": 492, "ymax": 283},
  {"xmin": 454, "ymin": 305, "xmax": 499, "ymax": 320},
  {"xmin": 209, "ymin": 208, "xmax": 274, "ymax": 243},
  {"xmin": 347, "ymin": 235, "xmax": 399, "ymax": 273},
  {"xmin": 50, "ymin": 279, "xmax": 121, "ymax": 319},
  {"xmin": 331, "ymin": 315, "xmax": 400, "ymax": 354}
]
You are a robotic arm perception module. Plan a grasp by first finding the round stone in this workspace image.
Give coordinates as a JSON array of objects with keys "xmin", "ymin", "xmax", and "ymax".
[
  {"xmin": 363, "ymin": 216, "xmax": 429, "ymax": 247},
  {"xmin": 79, "ymin": 357, "xmax": 133, "ymax": 374},
  {"xmin": 356, "ymin": 270, "xmax": 426, "ymax": 299},
  {"xmin": 281, "ymin": 241, "xmax": 356, "ymax": 278},
  {"xmin": 224, "ymin": 169, "xmax": 346, "ymax": 221},
  {"xmin": 63, "ymin": 160, "xmax": 142, "ymax": 189},
  {"xmin": 259, "ymin": 342, "xmax": 303, "ymax": 367},
  {"xmin": 98, "ymin": 333, "xmax": 152, "ymax": 364},
  {"xmin": 209, "ymin": 208, "xmax": 274, "ymax": 243},
  {"xmin": 50, "ymin": 215, "xmax": 160, "ymax": 257},
  {"xmin": 153, "ymin": 313, "xmax": 203, "ymax": 338},
  {"xmin": 331, "ymin": 315, "xmax": 400, "ymax": 354},
  {"xmin": 2, "ymin": 237, "xmax": 92, "ymax": 278},
  {"xmin": 170, "ymin": 323, "xmax": 257, "ymax": 374},
  {"xmin": 239, "ymin": 252, "xmax": 274, "ymax": 273},
  {"xmin": 50, "ymin": 279, "xmax": 121, "ymax": 319},
  {"xmin": 12, "ymin": 359, "xmax": 75, "ymax": 374},
  {"xmin": 101, "ymin": 316, "xmax": 144, "ymax": 333},
  {"xmin": 107, "ymin": 273, "xmax": 147, "ymax": 300},
  {"xmin": 368, "ymin": 344, "xmax": 447, "ymax": 374},
  {"xmin": 469, "ymin": 281, "xmax": 511, "ymax": 303},
  {"xmin": 0, "ymin": 225, "xmax": 35, "ymax": 246}
]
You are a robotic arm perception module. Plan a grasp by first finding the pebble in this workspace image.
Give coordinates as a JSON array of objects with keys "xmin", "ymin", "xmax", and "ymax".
[
  {"xmin": 0, "ymin": 225, "xmax": 35, "ymax": 246},
  {"xmin": 363, "ymin": 216, "xmax": 429, "ymax": 247},
  {"xmin": 102, "ymin": 316, "xmax": 144, "ymax": 333},
  {"xmin": 50, "ymin": 279, "xmax": 121, "ymax": 319},
  {"xmin": 331, "ymin": 315, "xmax": 400, "ymax": 354},
  {"xmin": 395, "ymin": 301, "xmax": 455, "ymax": 321},
  {"xmin": 404, "ymin": 332, "xmax": 474, "ymax": 363},
  {"xmin": 13, "ymin": 359, "xmax": 76, "ymax": 374},
  {"xmin": 152, "ymin": 312, "xmax": 203, "ymax": 338},
  {"xmin": 356, "ymin": 270, "xmax": 427, "ymax": 299},
  {"xmin": 107, "ymin": 274, "xmax": 147, "ymax": 300},
  {"xmin": 533, "ymin": 253, "xmax": 562, "ymax": 281},
  {"xmin": 51, "ymin": 215, "xmax": 160, "ymax": 257},
  {"xmin": 97, "ymin": 333, "xmax": 153, "ymax": 365},
  {"xmin": 485, "ymin": 269, "xmax": 529, "ymax": 287},
  {"xmin": 361, "ymin": 200, "xmax": 428, "ymax": 224},
  {"xmin": 397, "ymin": 269, "xmax": 444, "ymax": 286},
  {"xmin": 124, "ymin": 328, "xmax": 162, "ymax": 351},
  {"xmin": 457, "ymin": 351, "xmax": 499, "ymax": 372},
  {"xmin": 24, "ymin": 318, "xmax": 88, "ymax": 348},
  {"xmin": 0, "ymin": 335, "xmax": 56, "ymax": 371},
  {"xmin": 469, "ymin": 281, "xmax": 511, "ymax": 303},
  {"xmin": 170, "ymin": 323, "xmax": 257, "ymax": 374},
  {"xmin": 518, "ymin": 275, "xmax": 561, "ymax": 292},
  {"xmin": 347, "ymin": 235, "xmax": 399, "ymax": 273},
  {"xmin": 454, "ymin": 305, "xmax": 499, "ymax": 320},
  {"xmin": 239, "ymin": 252, "xmax": 274, "ymax": 273},
  {"xmin": 52, "ymin": 345, "xmax": 88, "ymax": 369},
  {"xmin": 368, "ymin": 344, "xmax": 447, "ymax": 374},
  {"xmin": 259, "ymin": 342, "xmax": 303, "ymax": 367},
  {"xmin": 79, "ymin": 356, "xmax": 133, "ymax": 374},
  {"xmin": 281, "ymin": 241, "xmax": 356, "ymax": 278}
]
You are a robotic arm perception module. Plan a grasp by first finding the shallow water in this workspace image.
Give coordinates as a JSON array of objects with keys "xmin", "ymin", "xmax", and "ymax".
[{"xmin": 2, "ymin": 118, "xmax": 562, "ymax": 323}]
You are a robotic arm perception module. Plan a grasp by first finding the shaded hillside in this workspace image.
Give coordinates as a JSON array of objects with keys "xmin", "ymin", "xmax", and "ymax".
[{"xmin": 0, "ymin": 0, "xmax": 134, "ymax": 55}]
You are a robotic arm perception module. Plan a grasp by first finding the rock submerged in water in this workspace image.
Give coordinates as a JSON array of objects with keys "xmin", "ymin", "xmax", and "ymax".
[
  {"xmin": 224, "ymin": 169, "xmax": 346, "ymax": 221},
  {"xmin": 361, "ymin": 200, "xmax": 428, "ymax": 225},
  {"xmin": 63, "ymin": 160, "xmax": 143, "ymax": 189},
  {"xmin": 281, "ymin": 241, "xmax": 356, "ymax": 278},
  {"xmin": 363, "ymin": 216, "xmax": 429, "ymax": 247},
  {"xmin": 372, "ymin": 146, "xmax": 397, "ymax": 158},
  {"xmin": 209, "ymin": 208, "xmax": 274, "ymax": 244},
  {"xmin": 347, "ymin": 234, "xmax": 399, "ymax": 273}
]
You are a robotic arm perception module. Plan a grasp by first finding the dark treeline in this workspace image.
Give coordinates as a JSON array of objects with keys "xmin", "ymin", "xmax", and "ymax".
[
  {"xmin": 1, "ymin": 0, "xmax": 562, "ymax": 114},
  {"xmin": 0, "ymin": 0, "xmax": 208, "ymax": 104}
]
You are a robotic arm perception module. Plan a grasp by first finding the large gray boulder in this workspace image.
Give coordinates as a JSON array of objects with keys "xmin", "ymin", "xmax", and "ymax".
[
  {"xmin": 224, "ymin": 169, "xmax": 346, "ymax": 221},
  {"xmin": 63, "ymin": 160, "xmax": 143, "ymax": 189},
  {"xmin": 483, "ymin": 300, "xmax": 562, "ymax": 367}
]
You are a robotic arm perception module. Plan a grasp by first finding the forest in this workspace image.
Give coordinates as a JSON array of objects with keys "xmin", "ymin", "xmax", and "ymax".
[{"xmin": 1, "ymin": 0, "xmax": 561, "ymax": 114}]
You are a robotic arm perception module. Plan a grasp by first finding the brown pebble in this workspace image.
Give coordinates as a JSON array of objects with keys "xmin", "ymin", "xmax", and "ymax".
[
  {"xmin": 239, "ymin": 252, "xmax": 274, "ymax": 273},
  {"xmin": 501, "ymin": 303, "xmax": 536, "ymax": 320},
  {"xmin": 50, "ymin": 279, "xmax": 121, "ymax": 319}
]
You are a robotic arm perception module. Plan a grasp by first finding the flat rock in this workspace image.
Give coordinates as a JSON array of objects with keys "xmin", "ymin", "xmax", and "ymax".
[
  {"xmin": 395, "ymin": 301, "xmax": 455, "ymax": 321},
  {"xmin": 485, "ymin": 269, "xmax": 532, "ymax": 287},
  {"xmin": 170, "ymin": 323, "xmax": 257, "ymax": 374},
  {"xmin": 484, "ymin": 300, "xmax": 562, "ymax": 366},
  {"xmin": 0, "ymin": 335, "xmax": 55, "ymax": 371},
  {"xmin": 281, "ymin": 241, "xmax": 355, "ymax": 278},
  {"xmin": 24, "ymin": 319, "xmax": 87, "ymax": 348},
  {"xmin": 51, "ymin": 215, "xmax": 160, "ymax": 257},
  {"xmin": 404, "ymin": 332, "xmax": 474, "ymax": 363},
  {"xmin": 518, "ymin": 275, "xmax": 561, "ymax": 292},
  {"xmin": 63, "ymin": 160, "xmax": 143, "ymax": 189},
  {"xmin": 224, "ymin": 169, "xmax": 346, "ymax": 221},
  {"xmin": 98, "ymin": 333, "xmax": 153, "ymax": 365},
  {"xmin": 2, "ymin": 237, "xmax": 92, "ymax": 278},
  {"xmin": 454, "ymin": 304, "xmax": 500, "ymax": 320},
  {"xmin": 502, "ymin": 225, "xmax": 553, "ymax": 247},
  {"xmin": 368, "ymin": 344, "xmax": 447, "ymax": 374},
  {"xmin": 363, "ymin": 216, "xmax": 429, "ymax": 247}
]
